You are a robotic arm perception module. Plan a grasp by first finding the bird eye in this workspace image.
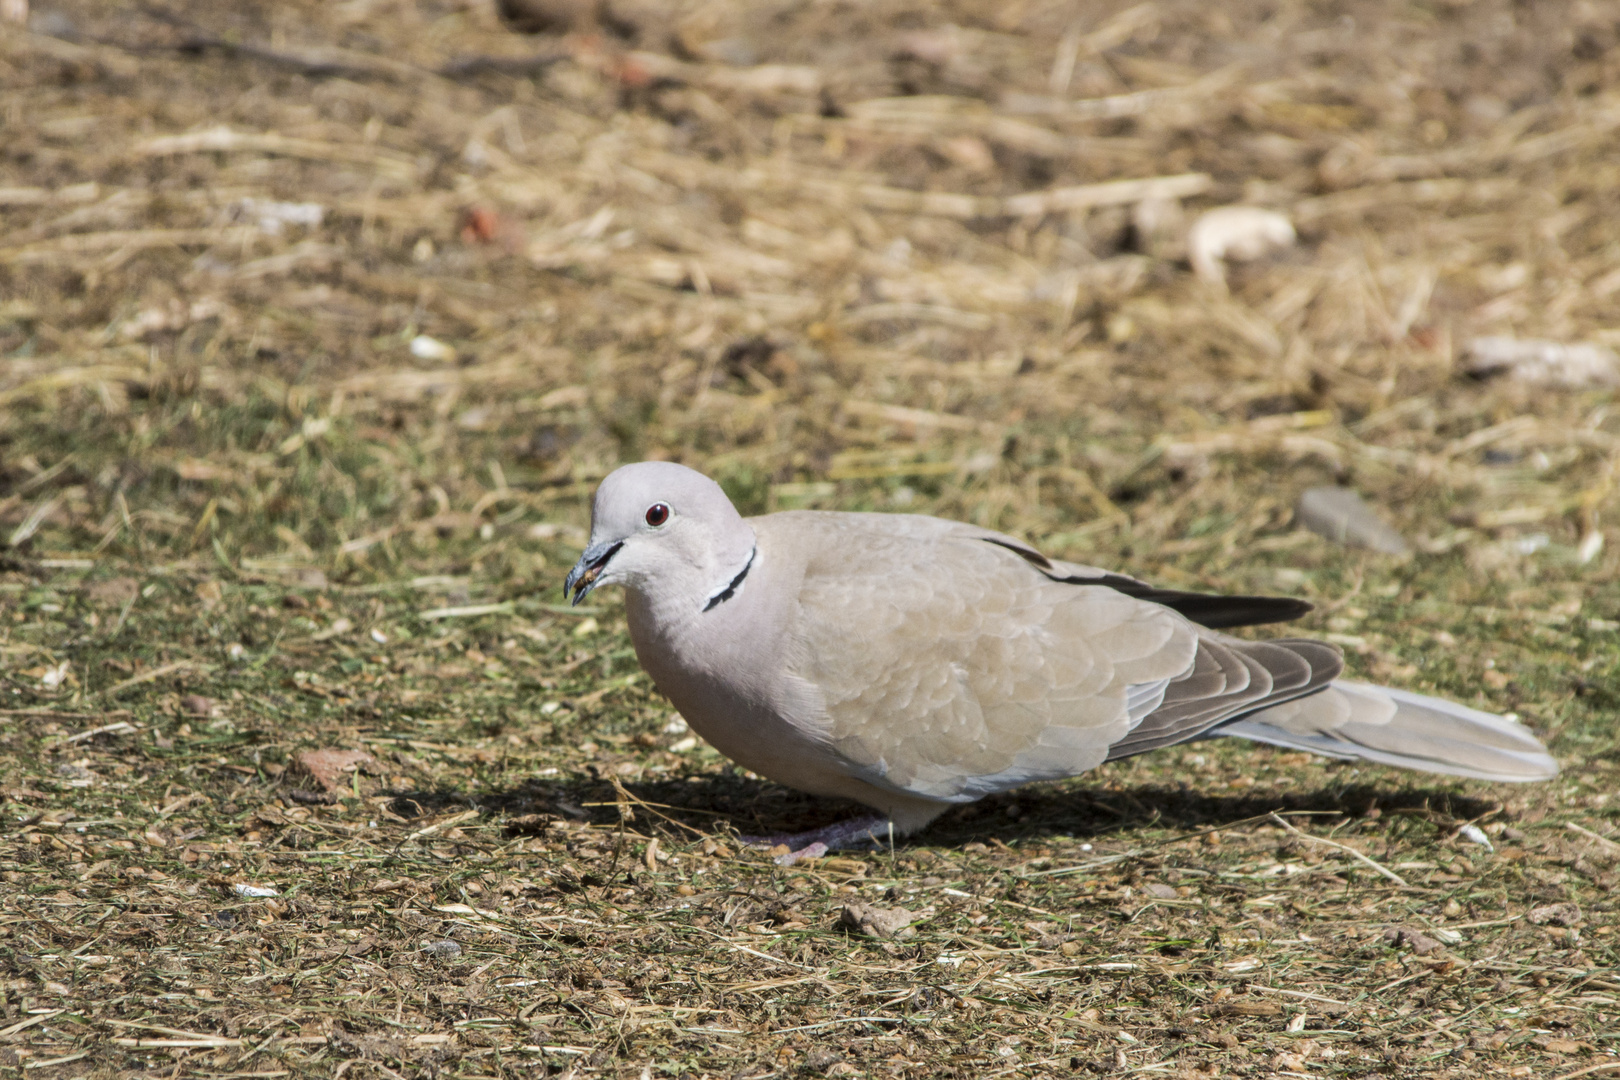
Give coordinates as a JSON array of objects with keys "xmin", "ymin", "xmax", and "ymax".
[{"xmin": 644, "ymin": 503, "xmax": 670, "ymax": 527}]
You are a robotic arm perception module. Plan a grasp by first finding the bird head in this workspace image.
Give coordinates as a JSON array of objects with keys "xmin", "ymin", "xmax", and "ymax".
[{"xmin": 565, "ymin": 462, "xmax": 756, "ymax": 609}]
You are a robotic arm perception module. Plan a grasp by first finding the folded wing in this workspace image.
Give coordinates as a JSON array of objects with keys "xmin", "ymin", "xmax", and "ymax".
[{"xmin": 771, "ymin": 512, "xmax": 1555, "ymax": 803}]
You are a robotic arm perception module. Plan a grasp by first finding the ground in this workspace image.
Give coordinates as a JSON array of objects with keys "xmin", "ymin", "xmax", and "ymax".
[{"xmin": 0, "ymin": 0, "xmax": 1618, "ymax": 1077}]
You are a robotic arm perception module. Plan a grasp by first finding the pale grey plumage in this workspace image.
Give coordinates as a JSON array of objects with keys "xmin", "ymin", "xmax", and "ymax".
[{"xmin": 566, "ymin": 462, "xmax": 1558, "ymax": 838}]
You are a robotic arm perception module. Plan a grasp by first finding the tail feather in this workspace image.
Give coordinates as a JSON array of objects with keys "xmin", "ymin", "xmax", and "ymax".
[{"xmin": 1218, "ymin": 680, "xmax": 1558, "ymax": 783}]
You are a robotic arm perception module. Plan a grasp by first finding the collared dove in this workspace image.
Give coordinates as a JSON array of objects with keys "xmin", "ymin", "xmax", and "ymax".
[{"xmin": 565, "ymin": 462, "xmax": 1558, "ymax": 862}]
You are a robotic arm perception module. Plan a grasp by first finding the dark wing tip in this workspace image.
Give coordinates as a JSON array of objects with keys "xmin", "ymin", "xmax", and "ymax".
[
  {"xmin": 979, "ymin": 537, "xmax": 1054, "ymax": 570},
  {"xmin": 1068, "ymin": 573, "xmax": 1314, "ymax": 629},
  {"xmin": 1157, "ymin": 593, "xmax": 1314, "ymax": 629},
  {"xmin": 981, "ymin": 537, "xmax": 1313, "ymax": 629}
]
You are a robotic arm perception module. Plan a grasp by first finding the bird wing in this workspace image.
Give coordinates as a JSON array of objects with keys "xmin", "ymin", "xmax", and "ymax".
[
  {"xmin": 755, "ymin": 509, "xmax": 1312, "ymax": 628},
  {"xmin": 752, "ymin": 510, "xmax": 1555, "ymax": 803},
  {"xmin": 775, "ymin": 515, "xmax": 1201, "ymax": 802},
  {"xmin": 1104, "ymin": 635, "xmax": 1341, "ymax": 758}
]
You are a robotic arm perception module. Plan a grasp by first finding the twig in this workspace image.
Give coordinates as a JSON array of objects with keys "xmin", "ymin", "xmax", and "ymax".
[
  {"xmin": 674, "ymin": 925, "xmax": 824, "ymax": 974},
  {"xmin": 403, "ymin": 809, "xmax": 480, "ymax": 843},
  {"xmin": 418, "ymin": 601, "xmax": 515, "ymax": 620},
  {"xmin": 22, "ymin": 1050, "xmax": 91, "ymax": 1070},
  {"xmin": 7, "ymin": 496, "xmax": 58, "ymax": 547},
  {"xmin": 578, "ymin": 796, "xmax": 729, "ymax": 818},
  {"xmin": 339, "ymin": 526, "xmax": 401, "ymax": 555},
  {"xmin": 1248, "ymin": 986, "xmax": 1351, "ymax": 1008},
  {"xmin": 599, "ymin": 777, "xmax": 714, "ymax": 837},
  {"xmin": 105, "ymin": 1020, "xmax": 238, "ymax": 1039},
  {"xmin": 92, "ymin": 660, "xmax": 206, "ymax": 699},
  {"xmin": 111, "ymin": 1037, "xmax": 242, "ymax": 1048},
  {"xmin": 570, "ymin": 673, "xmax": 641, "ymax": 708},
  {"xmin": 718, "ymin": 939, "xmax": 817, "ymax": 973},
  {"xmin": 0, "ymin": 1011, "xmax": 62, "ymax": 1038},
  {"xmin": 1566, "ymin": 821, "xmax": 1620, "ymax": 854},
  {"xmin": 135, "ymin": 128, "xmax": 417, "ymax": 181},
  {"xmin": 1268, "ymin": 813, "xmax": 1409, "ymax": 887},
  {"xmin": 774, "ymin": 1015, "xmax": 930, "ymax": 1033},
  {"xmin": 1549, "ymin": 1063, "xmax": 1620, "ymax": 1080},
  {"xmin": 46, "ymin": 720, "xmax": 138, "ymax": 748}
]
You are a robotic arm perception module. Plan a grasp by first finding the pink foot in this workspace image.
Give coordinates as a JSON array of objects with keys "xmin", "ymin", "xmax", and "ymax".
[
  {"xmin": 774, "ymin": 841, "xmax": 826, "ymax": 867},
  {"xmin": 741, "ymin": 815, "xmax": 892, "ymax": 865}
]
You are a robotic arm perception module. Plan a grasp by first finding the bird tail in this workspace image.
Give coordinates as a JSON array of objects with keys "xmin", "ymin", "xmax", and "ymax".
[{"xmin": 1217, "ymin": 680, "xmax": 1558, "ymax": 782}]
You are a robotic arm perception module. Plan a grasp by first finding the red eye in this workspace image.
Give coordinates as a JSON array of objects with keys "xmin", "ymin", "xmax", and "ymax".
[{"xmin": 645, "ymin": 503, "xmax": 670, "ymax": 527}]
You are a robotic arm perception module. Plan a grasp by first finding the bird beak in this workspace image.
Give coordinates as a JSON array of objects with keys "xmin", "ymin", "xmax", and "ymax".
[{"xmin": 564, "ymin": 540, "xmax": 623, "ymax": 605}]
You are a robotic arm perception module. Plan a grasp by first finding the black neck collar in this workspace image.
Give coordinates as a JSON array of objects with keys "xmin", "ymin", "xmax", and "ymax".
[{"xmin": 702, "ymin": 547, "xmax": 756, "ymax": 612}]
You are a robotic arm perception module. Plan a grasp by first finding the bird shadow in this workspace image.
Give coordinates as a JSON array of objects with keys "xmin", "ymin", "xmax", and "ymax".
[{"xmin": 378, "ymin": 765, "xmax": 1504, "ymax": 850}]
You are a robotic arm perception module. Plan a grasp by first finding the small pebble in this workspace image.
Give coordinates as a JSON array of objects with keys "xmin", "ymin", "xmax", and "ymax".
[
  {"xmin": 1527, "ymin": 903, "xmax": 1581, "ymax": 927},
  {"xmin": 839, "ymin": 901, "xmax": 914, "ymax": 938},
  {"xmin": 1187, "ymin": 205, "xmax": 1295, "ymax": 290},
  {"xmin": 409, "ymin": 335, "xmax": 456, "ymax": 363},
  {"xmin": 1297, "ymin": 486, "xmax": 1411, "ymax": 556},
  {"xmin": 420, "ymin": 940, "xmax": 462, "ymax": 958}
]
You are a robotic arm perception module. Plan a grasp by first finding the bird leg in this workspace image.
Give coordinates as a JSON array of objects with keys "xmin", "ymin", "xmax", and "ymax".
[{"xmin": 741, "ymin": 815, "xmax": 893, "ymax": 866}]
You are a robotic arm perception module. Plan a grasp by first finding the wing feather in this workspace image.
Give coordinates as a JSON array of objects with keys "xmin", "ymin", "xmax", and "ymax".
[
  {"xmin": 780, "ymin": 518, "xmax": 1198, "ymax": 802},
  {"xmin": 1107, "ymin": 636, "xmax": 1342, "ymax": 759}
]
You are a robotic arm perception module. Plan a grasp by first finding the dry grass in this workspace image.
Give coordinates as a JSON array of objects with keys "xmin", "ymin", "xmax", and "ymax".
[{"xmin": 1, "ymin": 0, "xmax": 1618, "ymax": 1076}]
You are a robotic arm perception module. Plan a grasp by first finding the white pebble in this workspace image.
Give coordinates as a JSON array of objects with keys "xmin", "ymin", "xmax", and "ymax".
[
  {"xmin": 1187, "ymin": 206, "xmax": 1296, "ymax": 290},
  {"xmin": 1464, "ymin": 337, "xmax": 1620, "ymax": 389},
  {"xmin": 409, "ymin": 335, "xmax": 456, "ymax": 362}
]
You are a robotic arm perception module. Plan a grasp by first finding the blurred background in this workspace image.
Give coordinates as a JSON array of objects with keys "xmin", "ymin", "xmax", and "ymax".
[{"xmin": 1, "ymin": 0, "xmax": 1618, "ymax": 743}]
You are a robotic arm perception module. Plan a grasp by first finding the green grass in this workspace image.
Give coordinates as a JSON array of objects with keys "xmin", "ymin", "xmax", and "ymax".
[{"xmin": 1, "ymin": 374, "xmax": 1616, "ymax": 1080}]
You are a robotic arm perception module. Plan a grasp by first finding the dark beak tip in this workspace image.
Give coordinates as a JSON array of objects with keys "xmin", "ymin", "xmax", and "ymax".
[{"xmin": 564, "ymin": 540, "xmax": 621, "ymax": 607}]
